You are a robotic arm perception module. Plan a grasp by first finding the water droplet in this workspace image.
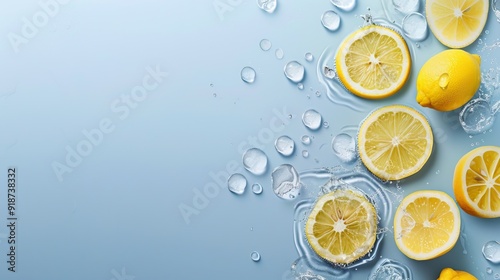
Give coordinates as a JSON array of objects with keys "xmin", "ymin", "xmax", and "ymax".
[
  {"xmin": 323, "ymin": 121, "xmax": 330, "ymax": 128},
  {"xmin": 485, "ymin": 30, "xmax": 490, "ymax": 35},
  {"xmin": 301, "ymin": 135, "xmax": 311, "ymax": 145},
  {"xmin": 213, "ymin": 93, "xmax": 217, "ymax": 97},
  {"xmin": 487, "ymin": 267, "xmax": 493, "ymax": 274},
  {"xmin": 284, "ymin": 61, "xmax": 305, "ymax": 83},
  {"xmin": 228, "ymin": 173, "xmax": 247, "ymax": 195},
  {"xmin": 315, "ymin": 91, "xmax": 321, "ymax": 97},
  {"xmin": 305, "ymin": 52, "xmax": 314, "ymax": 62},
  {"xmin": 483, "ymin": 241, "xmax": 500, "ymax": 263},
  {"xmin": 321, "ymin": 10, "xmax": 341, "ymax": 31},
  {"xmin": 330, "ymin": 0, "xmax": 356, "ymax": 11},
  {"xmin": 250, "ymin": 251, "xmax": 261, "ymax": 262},
  {"xmin": 323, "ymin": 66, "xmax": 336, "ymax": 79},
  {"xmin": 210, "ymin": 83, "xmax": 214, "ymax": 87},
  {"xmin": 392, "ymin": 0, "xmax": 419, "ymax": 14},
  {"xmin": 369, "ymin": 258, "xmax": 412, "ymax": 280},
  {"xmin": 257, "ymin": 0, "xmax": 277, "ymax": 13},
  {"xmin": 259, "ymin": 39, "xmax": 272, "ymax": 51},
  {"xmin": 275, "ymin": 135, "xmax": 295, "ymax": 156},
  {"xmin": 415, "ymin": 43, "xmax": 420, "ymax": 48},
  {"xmin": 297, "ymin": 83, "xmax": 304, "ymax": 90},
  {"xmin": 435, "ymin": 169, "xmax": 440, "ymax": 175},
  {"xmin": 288, "ymin": 114, "xmax": 292, "ymax": 119},
  {"xmin": 479, "ymin": 38, "xmax": 483, "ymax": 45},
  {"xmin": 302, "ymin": 109, "xmax": 322, "ymax": 130},
  {"xmin": 271, "ymin": 164, "xmax": 301, "ymax": 200},
  {"xmin": 439, "ymin": 73, "xmax": 449, "ymax": 89},
  {"xmin": 252, "ymin": 183, "xmax": 263, "ymax": 194},
  {"xmin": 460, "ymin": 99, "xmax": 495, "ymax": 135},
  {"xmin": 242, "ymin": 148, "xmax": 268, "ymax": 175},
  {"xmin": 332, "ymin": 133, "xmax": 357, "ymax": 163},
  {"xmin": 302, "ymin": 150, "xmax": 309, "ymax": 158},
  {"xmin": 241, "ymin": 67, "xmax": 256, "ymax": 83},
  {"xmin": 495, "ymin": 273, "xmax": 500, "ymax": 279},
  {"xmin": 275, "ymin": 48, "xmax": 284, "ymax": 60},
  {"xmin": 402, "ymin": 12, "xmax": 428, "ymax": 41}
]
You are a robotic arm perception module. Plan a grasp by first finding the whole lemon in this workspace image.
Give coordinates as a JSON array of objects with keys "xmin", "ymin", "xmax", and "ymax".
[
  {"xmin": 416, "ymin": 49, "xmax": 481, "ymax": 111},
  {"xmin": 437, "ymin": 268, "xmax": 477, "ymax": 280}
]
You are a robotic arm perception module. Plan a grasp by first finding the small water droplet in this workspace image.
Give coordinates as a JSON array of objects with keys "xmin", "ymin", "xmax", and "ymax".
[
  {"xmin": 284, "ymin": 61, "xmax": 305, "ymax": 83},
  {"xmin": 241, "ymin": 67, "xmax": 256, "ymax": 83},
  {"xmin": 323, "ymin": 66, "xmax": 336, "ymax": 79},
  {"xmin": 487, "ymin": 267, "xmax": 493, "ymax": 274},
  {"xmin": 252, "ymin": 183, "xmax": 263, "ymax": 194},
  {"xmin": 301, "ymin": 135, "xmax": 311, "ymax": 145},
  {"xmin": 305, "ymin": 52, "xmax": 314, "ymax": 62},
  {"xmin": 321, "ymin": 10, "xmax": 341, "ymax": 31},
  {"xmin": 485, "ymin": 30, "xmax": 490, "ymax": 35},
  {"xmin": 257, "ymin": 0, "xmax": 277, "ymax": 13},
  {"xmin": 439, "ymin": 73, "xmax": 449, "ymax": 89},
  {"xmin": 483, "ymin": 241, "xmax": 500, "ymax": 263},
  {"xmin": 302, "ymin": 150, "xmax": 309, "ymax": 158},
  {"xmin": 330, "ymin": 0, "xmax": 356, "ymax": 11},
  {"xmin": 271, "ymin": 164, "xmax": 301, "ymax": 200},
  {"xmin": 402, "ymin": 12, "xmax": 428, "ymax": 41},
  {"xmin": 250, "ymin": 251, "xmax": 261, "ymax": 262},
  {"xmin": 298, "ymin": 83, "xmax": 304, "ymax": 90},
  {"xmin": 332, "ymin": 133, "xmax": 357, "ymax": 163},
  {"xmin": 228, "ymin": 173, "xmax": 247, "ymax": 194},
  {"xmin": 315, "ymin": 91, "xmax": 321, "ymax": 97},
  {"xmin": 275, "ymin": 48, "xmax": 284, "ymax": 60},
  {"xmin": 369, "ymin": 258, "xmax": 411, "ymax": 280},
  {"xmin": 259, "ymin": 39, "xmax": 272, "ymax": 51},
  {"xmin": 302, "ymin": 109, "xmax": 322, "ymax": 130},
  {"xmin": 242, "ymin": 148, "xmax": 268, "ymax": 175},
  {"xmin": 275, "ymin": 135, "xmax": 295, "ymax": 156},
  {"xmin": 323, "ymin": 121, "xmax": 330, "ymax": 128},
  {"xmin": 392, "ymin": 0, "xmax": 419, "ymax": 14}
]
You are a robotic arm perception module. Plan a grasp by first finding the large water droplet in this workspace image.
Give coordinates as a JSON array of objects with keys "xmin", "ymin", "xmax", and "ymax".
[
  {"xmin": 257, "ymin": 0, "xmax": 277, "ymax": 13},
  {"xmin": 392, "ymin": 0, "xmax": 419, "ymax": 15},
  {"xmin": 251, "ymin": 251, "xmax": 261, "ymax": 261},
  {"xmin": 321, "ymin": 10, "xmax": 341, "ymax": 31},
  {"xmin": 243, "ymin": 148, "xmax": 268, "ymax": 175},
  {"xmin": 330, "ymin": 0, "xmax": 356, "ymax": 11},
  {"xmin": 439, "ymin": 73, "xmax": 449, "ymax": 89},
  {"xmin": 252, "ymin": 183, "xmax": 263, "ymax": 194},
  {"xmin": 271, "ymin": 164, "xmax": 301, "ymax": 200},
  {"xmin": 259, "ymin": 39, "xmax": 272, "ymax": 51},
  {"xmin": 460, "ymin": 99, "xmax": 495, "ymax": 134},
  {"xmin": 487, "ymin": 267, "xmax": 493, "ymax": 275},
  {"xmin": 483, "ymin": 241, "xmax": 500, "ymax": 263},
  {"xmin": 275, "ymin": 48, "xmax": 284, "ymax": 60},
  {"xmin": 275, "ymin": 135, "xmax": 295, "ymax": 156},
  {"xmin": 332, "ymin": 133, "xmax": 357, "ymax": 163},
  {"xmin": 369, "ymin": 258, "xmax": 412, "ymax": 279},
  {"xmin": 284, "ymin": 61, "xmax": 305, "ymax": 83},
  {"xmin": 228, "ymin": 173, "xmax": 247, "ymax": 194},
  {"xmin": 241, "ymin": 67, "xmax": 256, "ymax": 83},
  {"xmin": 302, "ymin": 109, "xmax": 322, "ymax": 130},
  {"xmin": 402, "ymin": 12, "xmax": 428, "ymax": 41}
]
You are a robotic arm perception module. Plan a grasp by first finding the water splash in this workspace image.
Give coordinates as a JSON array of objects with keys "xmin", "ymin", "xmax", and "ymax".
[
  {"xmin": 260, "ymin": 39, "xmax": 272, "ymax": 51},
  {"xmin": 251, "ymin": 251, "xmax": 261, "ymax": 262},
  {"xmin": 459, "ymin": 99, "xmax": 496, "ymax": 135},
  {"xmin": 302, "ymin": 109, "xmax": 322, "ymax": 130},
  {"xmin": 257, "ymin": 0, "xmax": 277, "ymax": 13},
  {"xmin": 282, "ymin": 257, "xmax": 350, "ymax": 280},
  {"xmin": 330, "ymin": 0, "xmax": 356, "ymax": 11},
  {"xmin": 369, "ymin": 258, "xmax": 412, "ymax": 280}
]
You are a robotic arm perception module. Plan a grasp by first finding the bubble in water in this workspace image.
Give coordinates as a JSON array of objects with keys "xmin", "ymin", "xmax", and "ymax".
[
  {"xmin": 302, "ymin": 150, "xmax": 309, "ymax": 158},
  {"xmin": 332, "ymin": 133, "xmax": 357, "ymax": 163},
  {"xmin": 251, "ymin": 251, "xmax": 261, "ymax": 262},
  {"xmin": 241, "ymin": 67, "xmax": 256, "ymax": 83},
  {"xmin": 369, "ymin": 258, "xmax": 412, "ymax": 280},
  {"xmin": 302, "ymin": 109, "xmax": 322, "ymax": 130},
  {"xmin": 487, "ymin": 267, "xmax": 493, "ymax": 274},
  {"xmin": 298, "ymin": 83, "xmax": 304, "ymax": 90},
  {"xmin": 323, "ymin": 66, "xmax": 336, "ymax": 79},
  {"xmin": 243, "ymin": 148, "xmax": 268, "ymax": 175},
  {"xmin": 275, "ymin": 48, "xmax": 284, "ymax": 60},
  {"xmin": 271, "ymin": 164, "xmax": 301, "ymax": 200},
  {"xmin": 305, "ymin": 52, "xmax": 314, "ymax": 62},
  {"xmin": 275, "ymin": 135, "xmax": 295, "ymax": 156},
  {"xmin": 483, "ymin": 241, "xmax": 500, "ymax": 263},
  {"xmin": 321, "ymin": 10, "xmax": 341, "ymax": 31},
  {"xmin": 301, "ymin": 135, "xmax": 311, "ymax": 145},
  {"xmin": 330, "ymin": 0, "xmax": 356, "ymax": 11},
  {"xmin": 392, "ymin": 0, "xmax": 419, "ymax": 15},
  {"xmin": 460, "ymin": 99, "xmax": 495, "ymax": 134},
  {"xmin": 284, "ymin": 61, "xmax": 305, "ymax": 83},
  {"xmin": 259, "ymin": 39, "xmax": 272, "ymax": 51},
  {"xmin": 228, "ymin": 173, "xmax": 247, "ymax": 194},
  {"xmin": 257, "ymin": 0, "xmax": 277, "ymax": 13},
  {"xmin": 252, "ymin": 183, "xmax": 263, "ymax": 194},
  {"xmin": 402, "ymin": 12, "xmax": 428, "ymax": 41}
]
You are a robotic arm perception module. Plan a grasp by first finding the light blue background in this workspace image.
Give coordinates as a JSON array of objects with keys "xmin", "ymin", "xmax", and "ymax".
[{"xmin": 0, "ymin": 0, "xmax": 499, "ymax": 279}]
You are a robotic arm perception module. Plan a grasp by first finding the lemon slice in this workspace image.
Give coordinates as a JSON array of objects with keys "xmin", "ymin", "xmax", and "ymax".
[
  {"xmin": 335, "ymin": 25, "xmax": 411, "ymax": 99},
  {"xmin": 305, "ymin": 189, "xmax": 377, "ymax": 264},
  {"xmin": 453, "ymin": 146, "xmax": 500, "ymax": 218},
  {"xmin": 426, "ymin": 0, "xmax": 489, "ymax": 48},
  {"xmin": 394, "ymin": 190, "xmax": 461, "ymax": 261},
  {"xmin": 357, "ymin": 105, "xmax": 433, "ymax": 181}
]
